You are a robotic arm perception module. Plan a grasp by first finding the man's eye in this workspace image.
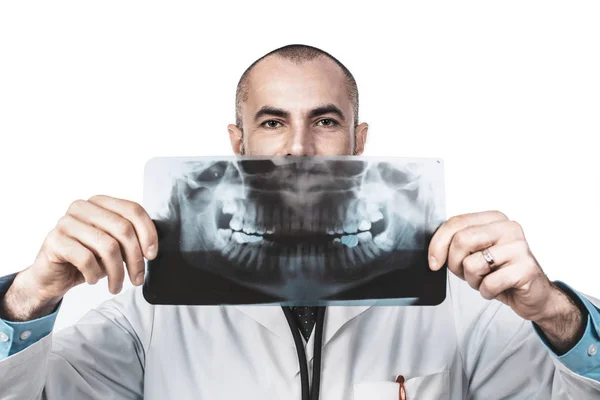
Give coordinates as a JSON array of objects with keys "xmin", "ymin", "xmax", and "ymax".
[
  {"xmin": 316, "ymin": 118, "xmax": 337, "ymax": 127},
  {"xmin": 262, "ymin": 120, "xmax": 282, "ymax": 128}
]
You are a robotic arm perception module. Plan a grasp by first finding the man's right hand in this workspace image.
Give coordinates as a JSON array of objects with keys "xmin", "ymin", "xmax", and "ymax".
[{"xmin": 0, "ymin": 195, "xmax": 158, "ymax": 322}]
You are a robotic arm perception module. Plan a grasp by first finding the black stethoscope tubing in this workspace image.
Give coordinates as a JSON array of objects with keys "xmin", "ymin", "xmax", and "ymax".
[{"xmin": 282, "ymin": 306, "xmax": 326, "ymax": 400}]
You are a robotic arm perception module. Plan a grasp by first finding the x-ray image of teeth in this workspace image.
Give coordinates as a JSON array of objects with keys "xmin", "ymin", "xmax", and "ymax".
[{"xmin": 142, "ymin": 156, "xmax": 447, "ymax": 306}]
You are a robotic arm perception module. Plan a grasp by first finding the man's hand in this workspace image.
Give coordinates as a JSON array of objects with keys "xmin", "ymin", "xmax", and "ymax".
[
  {"xmin": 0, "ymin": 195, "xmax": 158, "ymax": 322},
  {"xmin": 428, "ymin": 210, "xmax": 585, "ymax": 353}
]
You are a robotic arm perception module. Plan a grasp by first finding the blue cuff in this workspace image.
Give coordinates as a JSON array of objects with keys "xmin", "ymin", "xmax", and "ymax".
[
  {"xmin": 0, "ymin": 272, "xmax": 61, "ymax": 358},
  {"xmin": 533, "ymin": 280, "xmax": 600, "ymax": 380}
]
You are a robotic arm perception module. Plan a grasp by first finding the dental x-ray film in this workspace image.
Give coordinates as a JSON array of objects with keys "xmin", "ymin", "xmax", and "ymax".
[{"xmin": 142, "ymin": 156, "xmax": 446, "ymax": 306}]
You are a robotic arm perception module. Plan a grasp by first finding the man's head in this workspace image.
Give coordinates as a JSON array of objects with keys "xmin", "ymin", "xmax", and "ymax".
[{"xmin": 228, "ymin": 44, "xmax": 368, "ymax": 156}]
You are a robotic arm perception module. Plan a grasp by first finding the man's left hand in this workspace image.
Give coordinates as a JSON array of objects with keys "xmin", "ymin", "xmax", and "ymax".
[{"xmin": 428, "ymin": 210, "xmax": 585, "ymax": 352}]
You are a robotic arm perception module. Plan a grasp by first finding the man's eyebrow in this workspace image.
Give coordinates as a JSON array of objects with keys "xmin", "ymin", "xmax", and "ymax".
[
  {"xmin": 308, "ymin": 104, "xmax": 346, "ymax": 121},
  {"xmin": 253, "ymin": 106, "xmax": 290, "ymax": 122}
]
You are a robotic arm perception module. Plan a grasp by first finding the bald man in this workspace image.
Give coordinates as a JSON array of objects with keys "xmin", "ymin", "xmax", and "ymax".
[{"xmin": 1, "ymin": 44, "xmax": 599, "ymax": 399}]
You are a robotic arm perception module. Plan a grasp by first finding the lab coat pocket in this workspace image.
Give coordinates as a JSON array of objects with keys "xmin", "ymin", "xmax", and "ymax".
[
  {"xmin": 403, "ymin": 370, "xmax": 449, "ymax": 399},
  {"xmin": 353, "ymin": 370, "xmax": 449, "ymax": 400},
  {"xmin": 353, "ymin": 382, "xmax": 400, "ymax": 399}
]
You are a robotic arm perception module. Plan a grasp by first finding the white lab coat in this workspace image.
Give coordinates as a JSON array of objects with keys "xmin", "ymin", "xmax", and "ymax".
[{"xmin": 1, "ymin": 273, "xmax": 599, "ymax": 399}]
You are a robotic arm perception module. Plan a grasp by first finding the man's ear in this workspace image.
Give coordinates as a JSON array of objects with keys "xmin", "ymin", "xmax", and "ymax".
[
  {"xmin": 354, "ymin": 122, "xmax": 369, "ymax": 155},
  {"xmin": 228, "ymin": 124, "xmax": 244, "ymax": 155}
]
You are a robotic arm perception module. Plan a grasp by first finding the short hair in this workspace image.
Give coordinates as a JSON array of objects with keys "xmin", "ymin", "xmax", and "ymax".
[{"xmin": 235, "ymin": 44, "xmax": 359, "ymax": 129}]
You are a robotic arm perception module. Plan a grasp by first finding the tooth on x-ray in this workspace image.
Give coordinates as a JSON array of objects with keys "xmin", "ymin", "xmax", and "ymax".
[{"xmin": 142, "ymin": 156, "xmax": 446, "ymax": 305}]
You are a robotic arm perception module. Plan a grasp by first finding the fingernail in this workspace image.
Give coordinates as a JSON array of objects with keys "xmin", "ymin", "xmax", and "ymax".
[
  {"xmin": 136, "ymin": 272, "xmax": 145, "ymax": 285},
  {"xmin": 147, "ymin": 244, "xmax": 157, "ymax": 259},
  {"xmin": 429, "ymin": 256, "xmax": 438, "ymax": 270}
]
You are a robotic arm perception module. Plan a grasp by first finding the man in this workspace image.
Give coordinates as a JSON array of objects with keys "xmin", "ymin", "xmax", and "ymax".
[{"xmin": 0, "ymin": 44, "xmax": 598, "ymax": 399}]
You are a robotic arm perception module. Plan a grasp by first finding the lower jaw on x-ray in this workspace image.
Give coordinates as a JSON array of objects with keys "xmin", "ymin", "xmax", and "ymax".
[{"xmin": 142, "ymin": 156, "xmax": 447, "ymax": 306}]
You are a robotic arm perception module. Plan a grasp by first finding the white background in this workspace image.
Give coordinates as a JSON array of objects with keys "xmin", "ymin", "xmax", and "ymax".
[{"xmin": 0, "ymin": 1, "xmax": 598, "ymax": 331}]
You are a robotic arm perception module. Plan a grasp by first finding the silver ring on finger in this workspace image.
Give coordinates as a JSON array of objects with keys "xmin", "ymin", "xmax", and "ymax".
[{"xmin": 482, "ymin": 247, "xmax": 495, "ymax": 268}]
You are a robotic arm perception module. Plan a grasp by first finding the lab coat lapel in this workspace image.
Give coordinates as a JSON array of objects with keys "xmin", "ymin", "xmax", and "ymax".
[
  {"xmin": 233, "ymin": 303, "xmax": 375, "ymax": 343},
  {"xmin": 232, "ymin": 305, "xmax": 293, "ymax": 340},
  {"xmin": 304, "ymin": 303, "xmax": 376, "ymax": 368},
  {"xmin": 233, "ymin": 302, "xmax": 376, "ymax": 377}
]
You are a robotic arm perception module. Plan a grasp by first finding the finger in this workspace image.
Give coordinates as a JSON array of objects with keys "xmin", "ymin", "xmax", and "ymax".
[
  {"xmin": 65, "ymin": 200, "xmax": 145, "ymax": 286},
  {"xmin": 479, "ymin": 262, "xmax": 526, "ymax": 300},
  {"xmin": 447, "ymin": 220, "xmax": 524, "ymax": 277},
  {"xmin": 87, "ymin": 195, "xmax": 158, "ymax": 260},
  {"xmin": 428, "ymin": 210, "xmax": 508, "ymax": 271},
  {"xmin": 46, "ymin": 230, "xmax": 104, "ymax": 285},
  {"xmin": 462, "ymin": 241, "xmax": 526, "ymax": 291},
  {"xmin": 56, "ymin": 215, "xmax": 126, "ymax": 294}
]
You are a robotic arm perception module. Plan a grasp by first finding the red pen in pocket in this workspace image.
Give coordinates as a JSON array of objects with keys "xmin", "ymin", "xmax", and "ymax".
[{"xmin": 396, "ymin": 375, "xmax": 407, "ymax": 400}]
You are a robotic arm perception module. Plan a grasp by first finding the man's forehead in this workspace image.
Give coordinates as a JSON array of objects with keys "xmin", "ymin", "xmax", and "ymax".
[{"xmin": 244, "ymin": 56, "xmax": 351, "ymax": 114}]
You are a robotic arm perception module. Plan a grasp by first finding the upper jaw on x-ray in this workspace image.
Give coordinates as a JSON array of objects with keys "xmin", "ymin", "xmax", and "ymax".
[{"xmin": 147, "ymin": 156, "xmax": 444, "ymax": 301}]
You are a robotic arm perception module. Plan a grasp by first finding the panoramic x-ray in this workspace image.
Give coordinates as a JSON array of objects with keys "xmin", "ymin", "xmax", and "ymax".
[{"xmin": 142, "ymin": 156, "xmax": 446, "ymax": 306}]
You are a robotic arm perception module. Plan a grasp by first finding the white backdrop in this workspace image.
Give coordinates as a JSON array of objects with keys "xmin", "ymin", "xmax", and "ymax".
[{"xmin": 0, "ymin": 1, "xmax": 598, "ymax": 331}]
